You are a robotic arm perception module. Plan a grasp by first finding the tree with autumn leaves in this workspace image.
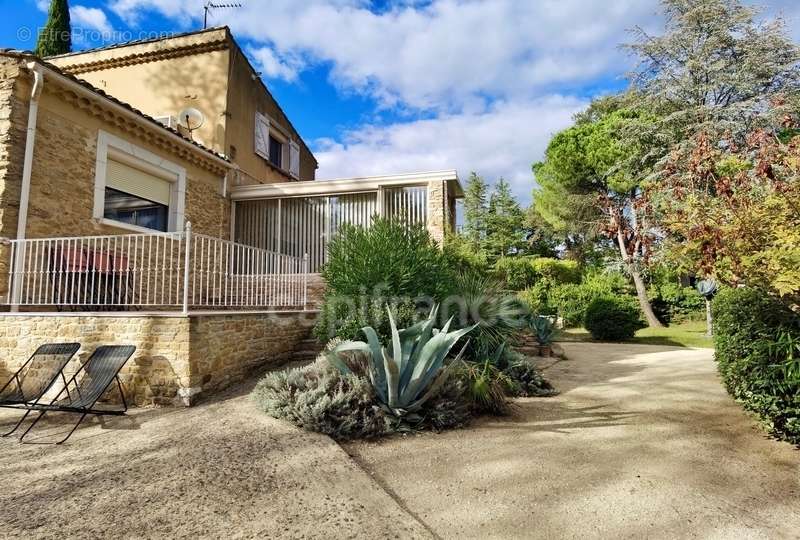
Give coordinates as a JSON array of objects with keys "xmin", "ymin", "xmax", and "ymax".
[
  {"xmin": 533, "ymin": 0, "xmax": 800, "ymax": 326},
  {"xmin": 655, "ymin": 127, "xmax": 800, "ymax": 303}
]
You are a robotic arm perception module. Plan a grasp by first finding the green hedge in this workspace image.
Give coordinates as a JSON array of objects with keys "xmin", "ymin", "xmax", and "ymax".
[
  {"xmin": 712, "ymin": 288, "xmax": 800, "ymax": 444},
  {"xmin": 649, "ymin": 282, "xmax": 705, "ymax": 324},
  {"xmin": 494, "ymin": 256, "xmax": 580, "ymax": 291},
  {"xmin": 522, "ymin": 270, "xmax": 630, "ymax": 326},
  {"xmin": 584, "ymin": 296, "xmax": 645, "ymax": 341}
]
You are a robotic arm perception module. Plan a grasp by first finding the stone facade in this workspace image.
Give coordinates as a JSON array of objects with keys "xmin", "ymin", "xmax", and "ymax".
[
  {"xmin": 426, "ymin": 179, "xmax": 453, "ymax": 244},
  {"xmin": 0, "ymin": 311, "xmax": 317, "ymax": 407},
  {"xmin": 0, "ymin": 55, "xmax": 231, "ymax": 302},
  {"xmin": 305, "ymin": 273, "xmax": 326, "ymax": 309},
  {"xmin": 0, "ymin": 59, "xmax": 28, "ymax": 299}
]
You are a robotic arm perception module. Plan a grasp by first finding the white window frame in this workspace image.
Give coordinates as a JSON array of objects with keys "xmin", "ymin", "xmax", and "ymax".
[
  {"xmin": 255, "ymin": 111, "xmax": 297, "ymax": 176},
  {"xmin": 93, "ymin": 130, "xmax": 186, "ymax": 233}
]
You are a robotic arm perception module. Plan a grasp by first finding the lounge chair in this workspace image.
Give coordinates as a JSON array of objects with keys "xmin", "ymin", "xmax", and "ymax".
[
  {"xmin": 18, "ymin": 345, "xmax": 136, "ymax": 444},
  {"xmin": 0, "ymin": 343, "xmax": 81, "ymax": 436}
]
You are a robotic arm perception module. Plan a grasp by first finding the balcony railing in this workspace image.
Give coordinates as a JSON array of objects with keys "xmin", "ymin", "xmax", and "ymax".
[{"xmin": 1, "ymin": 222, "xmax": 309, "ymax": 312}]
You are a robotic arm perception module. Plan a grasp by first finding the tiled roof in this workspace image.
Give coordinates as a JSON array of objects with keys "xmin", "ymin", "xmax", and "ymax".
[
  {"xmin": 0, "ymin": 48, "xmax": 230, "ymax": 164},
  {"xmin": 44, "ymin": 26, "xmax": 227, "ymax": 59}
]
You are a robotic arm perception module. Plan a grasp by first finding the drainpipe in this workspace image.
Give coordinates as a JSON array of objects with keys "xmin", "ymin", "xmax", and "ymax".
[
  {"xmin": 9, "ymin": 62, "xmax": 44, "ymax": 309},
  {"xmin": 16, "ymin": 62, "xmax": 44, "ymax": 240}
]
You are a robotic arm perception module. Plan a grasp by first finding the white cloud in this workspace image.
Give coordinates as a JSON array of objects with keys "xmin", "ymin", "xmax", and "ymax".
[
  {"xmin": 103, "ymin": 0, "xmax": 800, "ymax": 201},
  {"xmin": 248, "ymin": 46, "xmax": 305, "ymax": 82},
  {"xmin": 108, "ymin": 0, "xmax": 658, "ymax": 109},
  {"xmin": 110, "ymin": 0, "xmax": 191, "ymax": 24},
  {"xmin": 315, "ymin": 95, "xmax": 586, "ymax": 203},
  {"xmin": 71, "ymin": 6, "xmax": 114, "ymax": 34}
]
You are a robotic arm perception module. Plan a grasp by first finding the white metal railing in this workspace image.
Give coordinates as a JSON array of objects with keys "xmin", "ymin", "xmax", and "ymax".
[{"xmin": 1, "ymin": 222, "xmax": 309, "ymax": 312}]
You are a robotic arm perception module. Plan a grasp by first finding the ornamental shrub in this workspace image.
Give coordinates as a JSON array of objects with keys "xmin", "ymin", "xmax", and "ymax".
[
  {"xmin": 584, "ymin": 296, "xmax": 645, "ymax": 341},
  {"xmin": 315, "ymin": 218, "xmax": 452, "ymax": 341},
  {"xmin": 530, "ymin": 257, "xmax": 581, "ymax": 285},
  {"xmin": 253, "ymin": 349, "xmax": 475, "ymax": 439},
  {"xmin": 518, "ymin": 282, "xmax": 555, "ymax": 316},
  {"xmin": 712, "ymin": 287, "xmax": 800, "ymax": 444},
  {"xmin": 544, "ymin": 271, "xmax": 630, "ymax": 327},
  {"xmin": 648, "ymin": 282, "xmax": 705, "ymax": 324},
  {"xmin": 252, "ymin": 358, "xmax": 391, "ymax": 440},
  {"xmin": 502, "ymin": 356, "xmax": 558, "ymax": 397},
  {"xmin": 322, "ymin": 218, "xmax": 451, "ymax": 300},
  {"xmin": 493, "ymin": 256, "xmax": 538, "ymax": 290},
  {"xmin": 444, "ymin": 268, "xmax": 528, "ymax": 360}
]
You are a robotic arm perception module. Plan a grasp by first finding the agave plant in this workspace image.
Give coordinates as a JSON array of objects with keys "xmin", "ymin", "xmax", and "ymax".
[
  {"xmin": 696, "ymin": 279, "xmax": 718, "ymax": 299},
  {"xmin": 326, "ymin": 305, "xmax": 475, "ymax": 417},
  {"xmin": 529, "ymin": 315, "xmax": 557, "ymax": 345}
]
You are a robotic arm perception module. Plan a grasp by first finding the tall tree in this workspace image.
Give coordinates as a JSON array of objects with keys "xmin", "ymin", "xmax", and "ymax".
[
  {"xmin": 656, "ymin": 122, "xmax": 800, "ymax": 304},
  {"xmin": 461, "ymin": 172, "xmax": 488, "ymax": 249},
  {"xmin": 35, "ymin": 0, "xmax": 72, "ymax": 57},
  {"xmin": 484, "ymin": 178, "xmax": 526, "ymax": 260},
  {"xmin": 522, "ymin": 206, "xmax": 559, "ymax": 259},
  {"xmin": 627, "ymin": 0, "xmax": 800, "ymax": 147},
  {"xmin": 533, "ymin": 101, "xmax": 664, "ymax": 327}
]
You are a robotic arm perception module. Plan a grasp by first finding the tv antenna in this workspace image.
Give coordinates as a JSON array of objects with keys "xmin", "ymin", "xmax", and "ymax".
[{"xmin": 203, "ymin": 2, "xmax": 242, "ymax": 29}]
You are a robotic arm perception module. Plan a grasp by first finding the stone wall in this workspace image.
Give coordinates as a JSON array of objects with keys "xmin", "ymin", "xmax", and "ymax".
[
  {"xmin": 306, "ymin": 273, "xmax": 326, "ymax": 309},
  {"xmin": 25, "ymin": 91, "xmax": 230, "ymax": 240},
  {"xmin": 0, "ymin": 58, "xmax": 29, "ymax": 299},
  {"xmin": 0, "ymin": 55, "xmax": 232, "ymax": 303},
  {"xmin": 0, "ymin": 310, "xmax": 317, "ymax": 407},
  {"xmin": 426, "ymin": 179, "xmax": 451, "ymax": 244},
  {"xmin": 188, "ymin": 311, "xmax": 317, "ymax": 398}
]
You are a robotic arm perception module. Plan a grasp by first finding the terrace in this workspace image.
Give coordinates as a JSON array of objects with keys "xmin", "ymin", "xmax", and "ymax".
[
  {"xmin": 1, "ymin": 170, "xmax": 461, "ymax": 313},
  {"xmin": 0, "ymin": 171, "xmax": 462, "ymax": 406}
]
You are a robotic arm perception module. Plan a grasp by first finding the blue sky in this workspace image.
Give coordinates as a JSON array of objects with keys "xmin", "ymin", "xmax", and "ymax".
[{"xmin": 3, "ymin": 0, "xmax": 799, "ymax": 204}]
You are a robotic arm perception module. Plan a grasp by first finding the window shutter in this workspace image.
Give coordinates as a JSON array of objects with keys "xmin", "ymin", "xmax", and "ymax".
[
  {"xmin": 106, "ymin": 158, "xmax": 171, "ymax": 205},
  {"xmin": 254, "ymin": 113, "xmax": 270, "ymax": 159},
  {"xmin": 289, "ymin": 140, "xmax": 300, "ymax": 178}
]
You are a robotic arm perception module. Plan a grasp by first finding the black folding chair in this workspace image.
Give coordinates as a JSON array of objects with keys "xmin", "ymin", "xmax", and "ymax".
[
  {"xmin": 18, "ymin": 345, "xmax": 136, "ymax": 444},
  {"xmin": 0, "ymin": 343, "xmax": 81, "ymax": 437}
]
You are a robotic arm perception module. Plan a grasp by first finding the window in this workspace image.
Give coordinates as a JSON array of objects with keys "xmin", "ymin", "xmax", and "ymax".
[
  {"xmin": 268, "ymin": 134, "xmax": 283, "ymax": 168},
  {"xmin": 255, "ymin": 112, "xmax": 301, "ymax": 178},
  {"xmin": 104, "ymin": 187, "xmax": 168, "ymax": 231},
  {"xmin": 94, "ymin": 131, "xmax": 186, "ymax": 233}
]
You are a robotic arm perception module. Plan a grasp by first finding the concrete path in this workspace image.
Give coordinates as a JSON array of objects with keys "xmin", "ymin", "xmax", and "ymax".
[
  {"xmin": 346, "ymin": 343, "xmax": 800, "ymax": 539},
  {"xmin": 0, "ymin": 383, "xmax": 430, "ymax": 539}
]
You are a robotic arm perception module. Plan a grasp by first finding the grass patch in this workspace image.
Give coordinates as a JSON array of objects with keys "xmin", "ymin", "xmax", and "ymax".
[{"xmin": 558, "ymin": 320, "xmax": 713, "ymax": 348}]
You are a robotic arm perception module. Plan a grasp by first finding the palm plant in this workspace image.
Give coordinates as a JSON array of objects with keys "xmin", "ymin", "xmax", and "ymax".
[
  {"xmin": 456, "ymin": 343, "xmax": 514, "ymax": 415},
  {"xmin": 446, "ymin": 268, "xmax": 528, "ymax": 359},
  {"xmin": 326, "ymin": 305, "xmax": 475, "ymax": 417}
]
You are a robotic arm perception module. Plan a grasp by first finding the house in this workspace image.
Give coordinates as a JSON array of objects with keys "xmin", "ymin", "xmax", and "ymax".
[
  {"xmin": 0, "ymin": 28, "xmax": 462, "ymax": 406},
  {"xmin": 45, "ymin": 27, "xmax": 317, "ymax": 185}
]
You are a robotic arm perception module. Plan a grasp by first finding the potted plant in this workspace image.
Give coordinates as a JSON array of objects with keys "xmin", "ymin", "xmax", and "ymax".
[{"xmin": 529, "ymin": 315, "xmax": 557, "ymax": 357}]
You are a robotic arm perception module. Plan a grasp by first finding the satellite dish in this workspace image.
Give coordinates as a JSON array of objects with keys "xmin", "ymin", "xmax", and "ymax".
[{"xmin": 178, "ymin": 107, "xmax": 205, "ymax": 132}]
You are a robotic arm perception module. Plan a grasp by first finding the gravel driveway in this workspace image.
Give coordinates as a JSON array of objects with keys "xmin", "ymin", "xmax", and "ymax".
[
  {"xmin": 346, "ymin": 343, "xmax": 800, "ymax": 539},
  {"xmin": 0, "ymin": 383, "xmax": 429, "ymax": 539},
  {"xmin": 2, "ymin": 343, "xmax": 798, "ymax": 539}
]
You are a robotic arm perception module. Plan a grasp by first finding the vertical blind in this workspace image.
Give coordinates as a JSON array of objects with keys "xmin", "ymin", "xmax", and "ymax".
[{"xmin": 234, "ymin": 186, "xmax": 426, "ymax": 272}]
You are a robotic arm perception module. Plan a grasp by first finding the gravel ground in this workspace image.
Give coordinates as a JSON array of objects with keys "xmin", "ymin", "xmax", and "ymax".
[
  {"xmin": 346, "ymin": 343, "xmax": 800, "ymax": 539},
  {"xmin": 0, "ymin": 382, "xmax": 431, "ymax": 539}
]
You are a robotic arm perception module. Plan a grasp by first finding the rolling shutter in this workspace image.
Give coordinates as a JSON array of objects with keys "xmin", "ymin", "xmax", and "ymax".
[
  {"xmin": 255, "ymin": 112, "xmax": 270, "ymax": 159},
  {"xmin": 289, "ymin": 140, "xmax": 300, "ymax": 178},
  {"xmin": 106, "ymin": 158, "xmax": 171, "ymax": 205}
]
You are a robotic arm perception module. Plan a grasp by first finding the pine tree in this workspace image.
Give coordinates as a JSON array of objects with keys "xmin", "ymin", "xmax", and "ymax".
[
  {"xmin": 484, "ymin": 178, "xmax": 525, "ymax": 259},
  {"xmin": 35, "ymin": 0, "xmax": 72, "ymax": 57},
  {"xmin": 461, "ymin": 172, "xmax": 488, "ymax": 249}
]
